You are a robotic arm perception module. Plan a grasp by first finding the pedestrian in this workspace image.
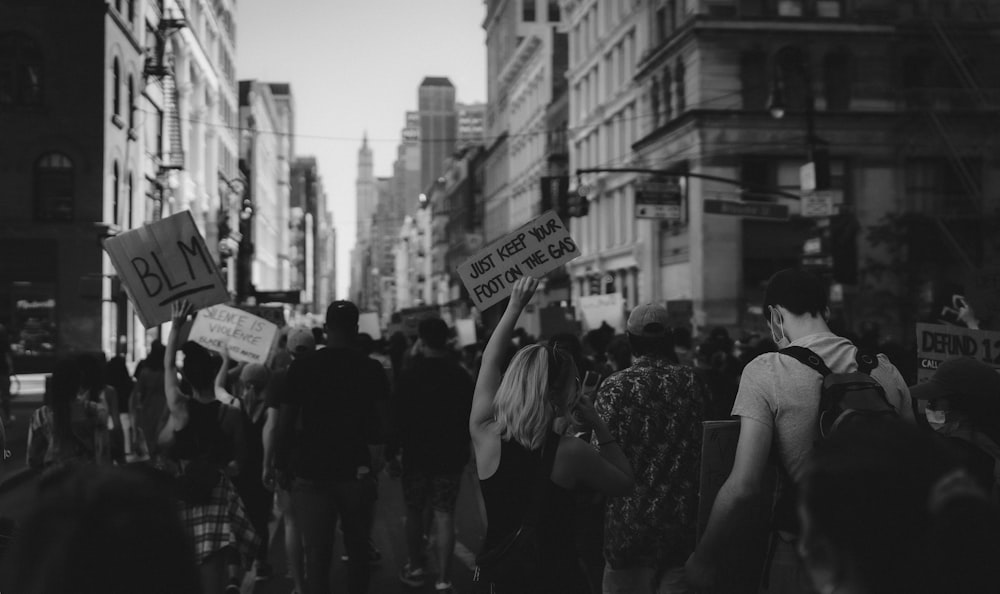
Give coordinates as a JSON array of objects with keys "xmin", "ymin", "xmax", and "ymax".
[
  {"xmin": 216, "ymin": 347, "xmax": 274, "ymax": 581},
  {"xmin": 77, "ymin": 353, "xmax": 119, "ymax": 464},
  {"xmin": 263, "ymin": 325, "xmax": 316, "ymax": 594},
  {"xmin": 0, "ymin": 324, "xmax": 14, "ymax": 423},
  {"xmin": 275, "ymin": 300, "xmax": 390, "ymax": 594},
  {"xmin": 797, "ymin": 420, "xmax": 1000, "ymax": 594},
  {"xmin": 0, "ymin": 463, "xmax": 201, "ymax": 594},
  {"xmin": 909, "ymin": 357, "xmax": 1000, "ymax": 499},
  {"xmin": 394, "ymin": 318, "xmax": 474, "ymax": 593},
  {"xmin": 105, "ymin": 356, "xmax": 136, "ymax": 460},
  {"xmin": 160, "ymin": 301, "xmax": 259, "ymax": 594},
  {"xmin": 130, "ymin": 340, "xmax": 167, "ymax": 462},
  {"xmin": 687, "ymin": 268, "xmax": 916, "ymax": 592},
  {"xmin": 470, "ymin": 276, "xmax": 634, "ymax": 594},
  {"xmin": 27, "ymin": 358, "xmax": 111, "ymax": 469},
  {"xmin": 595, "ymin": 303, "xmax": 709, "ymax": 593}
]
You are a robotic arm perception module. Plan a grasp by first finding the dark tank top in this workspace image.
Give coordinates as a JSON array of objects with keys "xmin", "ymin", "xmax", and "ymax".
[
  {"xmin": 170, "ymin": 399, "xmax": 231, "ymax": 467},
  {"xmin": 479, "ymin": 433, "xmax": 583, "ymax": 587}
]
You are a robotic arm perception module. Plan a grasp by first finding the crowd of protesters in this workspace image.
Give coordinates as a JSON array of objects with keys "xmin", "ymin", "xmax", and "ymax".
[{"xmin": 0, "ymin": 266, "xmax": 999, "ymax": 594}]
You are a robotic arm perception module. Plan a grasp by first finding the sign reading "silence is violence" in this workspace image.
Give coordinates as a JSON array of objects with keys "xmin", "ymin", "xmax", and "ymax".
[
  {"xmin": 103, "ymin": 210, "xmax": 229, "ymax": 327},
  {"xmin": 457, "ymin": 211, "xmax": 580, "ymax": 311}
]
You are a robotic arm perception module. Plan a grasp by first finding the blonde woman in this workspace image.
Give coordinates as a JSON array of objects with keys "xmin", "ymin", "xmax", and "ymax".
[{"xmin": 470, "ymin": 276, "xmax": 635, "ymax": 594}]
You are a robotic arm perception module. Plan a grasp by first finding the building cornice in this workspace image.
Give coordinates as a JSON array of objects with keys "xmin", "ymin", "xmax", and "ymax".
[{"xmin": 498, "ymin": 35, "xmax": 544, "ymax": 91}]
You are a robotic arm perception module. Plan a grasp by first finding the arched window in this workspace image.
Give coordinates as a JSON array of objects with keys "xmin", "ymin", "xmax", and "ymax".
[
  {"xmin": 112, "ymin": 161, "xmax": 120, "ymax": 226},
  {"xmin": 775, "ymin": 46, "xmax": 809, "ymax": 111},
  {"xmin": 126, "ymin": 173, "xmax": 134, "ymax": 228},
  {"xmin": 0, "ymin": 32, "xmax": 44, "ymax": 107},
  {"xmin": 740, "ymin": 49, "xmax": 768, "ymax": 110},
  {"xmin": 127, "ymin": 74, "xmax": 135, "ymax": 128},
  {"xmin": 112, "ymin": 58, "xmax": 120, "ymax": 117},
  {"xmin": 35, "ymin": 153, "xmax": 75, "ymax": 221},
  {"xmin": 823, "ymin": 51, "xmax": 852, "ymax": 110}
]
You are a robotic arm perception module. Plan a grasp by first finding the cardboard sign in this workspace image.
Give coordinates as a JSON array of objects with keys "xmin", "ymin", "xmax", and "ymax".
[
  {"xmin": 457, "ymin": 211, "xmax": 580, "ymax": 311},
  {"xmin": 359, "ymin": 312, "xmax": 382, "ymax": 340},
  {"xmin": 187, "ymin": 304, "xmax": 279, "ymax": 364},
  {"xmin": 103, "ymin": 210, "xmax": 230, "ymax": 327},
  {"xmin": 915, "ymin": 322, "xmax": 1000, "ymax": 382},
  {"xmin": 455, "ymin": 318, "xmax": 477, "ymax": 347},
  {"xmin": 238, "ymin": 305, "xmax": 286, "ymax": 328},
  {"xmin": 578, "ymin": 293, "xmax": 626, "ymax": 333}
]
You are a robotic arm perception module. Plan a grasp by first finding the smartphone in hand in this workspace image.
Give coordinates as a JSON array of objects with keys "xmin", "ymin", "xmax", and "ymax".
[{"xmin": 582, "ymin": 370, "xmax": 601, "ymax": 395}]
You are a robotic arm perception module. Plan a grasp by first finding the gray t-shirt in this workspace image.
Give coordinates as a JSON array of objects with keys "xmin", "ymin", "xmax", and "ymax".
[{"xmin": 732, "ymin": 332, "xmax": 914, "ymax": 482}]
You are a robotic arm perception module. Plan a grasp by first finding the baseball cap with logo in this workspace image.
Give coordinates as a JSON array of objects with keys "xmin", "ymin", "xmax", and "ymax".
[
  {"xmin": 910, "ymin": 357, "xmax": 1000, "ymax": 417},
  {"xmin": 286, "ymin": 326, "xmax": 316, "ymax": 355},
  {"xmin": 627, "ymin": 303, "xmax": 671, "ymax": 338}
]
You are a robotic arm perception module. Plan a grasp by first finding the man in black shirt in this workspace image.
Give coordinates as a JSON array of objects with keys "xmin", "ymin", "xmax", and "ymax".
[
  {"xmin": 392, "ymin": 318, "xmax": 473, "ymax": 593},
  {"xmin": 276, "ymin": 301, "xmax": 389, "ymax": 594}
]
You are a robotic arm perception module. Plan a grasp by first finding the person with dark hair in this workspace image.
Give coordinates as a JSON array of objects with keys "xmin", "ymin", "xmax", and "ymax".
[
  {"xmin": 77, "ymin": 353, "xmax": 120, "ymax": 463},
  {"xmin": 471, "ymin": 277, "xmax": 634, "ymax": 594},
  {"xmin": 27, "ymin": 358, "xmax": 110, "ymax": 469},
  {"xmin": 687, "ymin": 268, "xmax": 916, "ymax": 592},
  {"xmin": 605, "ymin": 334, "xmax": 632, "ymax": 372},
  {"xmin": 797, "ymin": 420, "xmax": 1000, "ymax": 594},
  {"xmin": 276, "ymin": 299, "xmax": 390, "ymax": 594},
  {"xmin": 160, "ymin": 301, "xmax": 259, "ymax": 594},
  {"xmin": 595, "ymin": 303, "xmax": 708, "ymax": 592},
  {"xmin": 0, "ymin": 463, "xmax": 201, "ymax": 594},
  {"xmin": 130, "ymin": 340, "xmax": 167, "ymax": 462},
  {"xmin": 105, "ymin": 356, "xmax": 135, "ymax": 458},
  {"xmin": 392, "ymin": 318, "xmax": 474, "ymax": 592}
]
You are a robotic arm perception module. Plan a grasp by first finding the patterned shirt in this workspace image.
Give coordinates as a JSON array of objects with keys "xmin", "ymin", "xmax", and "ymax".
[{"xmin": 596, "ymin": 355, "xmax": 707, "ymax": 570}]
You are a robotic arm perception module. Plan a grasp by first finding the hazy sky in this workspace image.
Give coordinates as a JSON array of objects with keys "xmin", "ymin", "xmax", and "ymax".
[{"xmin": 236, "ymin": 0, "xmax": 487, "ymax": 300}]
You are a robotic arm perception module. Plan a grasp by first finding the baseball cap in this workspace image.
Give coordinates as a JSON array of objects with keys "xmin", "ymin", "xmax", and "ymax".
[
  {"xmin": 326, "ymin": 300, "xmax": 360, "ymax": 333},
  {"xmin": 239, "ymin": 363, "xmax": 271, "ymax": 387},
  {"xmin": 910, "ymin": 357, "xmax": 1000, "ymax": 416},
  {"xmin": 286, "ymin": 326, "xmax": 316, "ymax": 355},
  {"xmin": 627, "ymin": 303, "xmax": 671, "ymax": 338}
]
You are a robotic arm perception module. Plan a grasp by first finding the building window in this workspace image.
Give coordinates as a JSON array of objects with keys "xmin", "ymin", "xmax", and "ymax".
[
  {"xmin": 112, "ymin": 58, "xmax": 121, "ymax": 117},
  {"xmin": 661, "ymin": 67, "xmax": 673, "ymax": 121},
  {"xmin": 548, "ymin": 0, "xmax": 560, "ymax": 21},
  {"xmin": 112, "ymin": 161, "xmax": 120, "ymax": 226},
  {"xmin": 656, "ymin": 7, "xmax": 668, "ymax": 44},
  {"xmin": 127, "ymin": 74, "xmax": 135, "ymax": 128},
  {"xmin": 823, "ymin": 51, "xmax": 852, "ymax": 110},
  {"xmin": 816, "ymin": 0, "xmax": 842, "ymax": 17},
  {"xmin": 35, "ymin": 153, "xmax": 75, "ymax": 222},
  {"xmin": 127, "ymin": 0, "xmax": 135, "ymax": 22},
  {"xmin": 0, "ymin": 32, "xmax": 43, "ymax": 108},
  {"xmin": 115, "ymin": 0, "xmax": 122, "ymax": 12},
  {"xmin": 776, "ymin": 0, "xmax": 804, "ymax": 16},
  {"xmin": 675, "ymin": 57, "xmax": 686, "ymax": 112},
  {"xmin": 741, "ymin": 49, "xmax": 768, "ymax": 110},
  {"xmin": 523, "ymin": 0, "xmax": 536, "ymax": 22},
  {"xmin": 127, "ymin": 173, "xmax": 134, "ymax": 228},
  {"xmin": 775, "ymin": 46, "xmax": 809, "ymax": 111}
]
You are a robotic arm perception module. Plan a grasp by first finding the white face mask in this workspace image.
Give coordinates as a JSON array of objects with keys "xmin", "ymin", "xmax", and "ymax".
[
  {"xmin": 769, "ymin": 307, "xmax": 790, "ymax": 348},
  {"xmin": 925, "ymin": 408, "xmax": 947, "ymax": 431}
]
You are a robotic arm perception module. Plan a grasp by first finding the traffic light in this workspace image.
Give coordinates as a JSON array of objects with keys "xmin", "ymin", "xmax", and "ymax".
[
  {"xmin": 567, "ymin": 190, "xmax": 590, "ymax": 218},
  {"xmin": 540, "ymin": 176, "xmax": 570, "ymax": 218}
]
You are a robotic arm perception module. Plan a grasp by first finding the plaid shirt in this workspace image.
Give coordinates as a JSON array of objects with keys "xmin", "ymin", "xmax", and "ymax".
[
  {"xmin": 179, "ymin": 472, "xmax": 260, "ymax": 565},
  {"xmin": 596, "ymin": 355, "xmax": 707, "ymax": 570}
]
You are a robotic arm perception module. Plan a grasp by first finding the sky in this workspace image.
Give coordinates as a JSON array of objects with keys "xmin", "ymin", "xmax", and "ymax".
[{"xmin": 236, "ymin": 0, "xmax": 487, "ymax": 300}]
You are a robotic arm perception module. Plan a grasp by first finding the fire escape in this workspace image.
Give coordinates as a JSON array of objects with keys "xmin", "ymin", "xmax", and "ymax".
[
  {"xmin": 143, "ymin": 15, "xmax": 186, "ymax": 220},
  {"xmin": 913, "ymin": 1, "xmax": 997, "ymax": 269}
]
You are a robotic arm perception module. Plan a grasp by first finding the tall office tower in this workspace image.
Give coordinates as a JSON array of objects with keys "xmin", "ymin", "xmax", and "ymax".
[{"xmin": 418, "ymin": 77, "xmax": 458, "ymax": 192}]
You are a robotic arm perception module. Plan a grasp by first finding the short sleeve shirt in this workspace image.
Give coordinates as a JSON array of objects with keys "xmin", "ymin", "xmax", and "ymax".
[
  {"xmin": 732, "ymin": 332, "xmax": 915, "ymax": 482},
  {"xmin": 596, "ymin": 355, "xmax": 708, "ymax": 569}
]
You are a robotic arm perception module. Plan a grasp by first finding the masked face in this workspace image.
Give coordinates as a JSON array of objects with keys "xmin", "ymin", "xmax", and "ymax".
[
  {"xmin": 925, "ymin": 407, "xmax": 947, "ymax": 430},
  {"xmin": 769, "ymin": 306, "xmax": 791, "ymax": 349}
]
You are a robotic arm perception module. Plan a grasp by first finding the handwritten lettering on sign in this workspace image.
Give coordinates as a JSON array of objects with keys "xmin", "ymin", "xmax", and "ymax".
[
  {"xmin": 915, "ymin": 322, "xmax": 1000, "ymax": 382},
  {"xmin": 188, "ymin": 304, "xmax": 279, "ymax": 364},
  {"xmin": 457, "ymin": 211, "xmax": 580, "ymax": 311},
  {"xmin": 103, "ymin": 210, "xmax": 230, "ymax": 327}
]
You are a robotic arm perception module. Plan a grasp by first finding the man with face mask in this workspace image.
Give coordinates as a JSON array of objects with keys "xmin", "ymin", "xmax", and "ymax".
[
  {"xmin": 911, "ymin": 357, "xmax": 1000, "ymax": 501},
  {"xmin": 686, "ymin": 268, "xmax": 915, "ymax": 593}
]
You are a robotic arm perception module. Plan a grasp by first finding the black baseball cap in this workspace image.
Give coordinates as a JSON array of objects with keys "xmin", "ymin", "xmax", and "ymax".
[{"xmin": 325, "ymin": 300, "xmax": 360, "ymax": 334}]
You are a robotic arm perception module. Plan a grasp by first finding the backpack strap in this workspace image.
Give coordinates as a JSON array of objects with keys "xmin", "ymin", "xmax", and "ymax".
[
  {"xmin": 778, "ymin": 346, "xmax": 832, "ymax": 377},
  {"xmin": 522, "ymin": 431, "xmax": 560, "ymax": 529},
  {"xmin": 854, "ymin": 349, "xmax": 879, "ymax": 375}
]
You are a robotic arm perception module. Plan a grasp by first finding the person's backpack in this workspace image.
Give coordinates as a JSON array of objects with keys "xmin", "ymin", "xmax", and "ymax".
[{"xmin": 779, "ymin": 346, "xmax": 899, "ymax": 439}]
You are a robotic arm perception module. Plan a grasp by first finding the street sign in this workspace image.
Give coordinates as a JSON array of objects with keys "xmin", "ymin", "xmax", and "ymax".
[
  {"xmin": 635, "ymin": 177, "xmax": 683, "ymax": 220},
  {"xmin": 801, "ymin": 191, "xmax": 836, "ymax": 218},
  {"xmin": 703, "ymin": 199, "xmax": 789, "ymax": 220}
]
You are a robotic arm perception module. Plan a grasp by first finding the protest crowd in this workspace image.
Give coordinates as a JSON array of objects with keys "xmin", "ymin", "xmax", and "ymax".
[{"xmin": 0, "ymin": 266, "xmax": 999, "ymax": 594}]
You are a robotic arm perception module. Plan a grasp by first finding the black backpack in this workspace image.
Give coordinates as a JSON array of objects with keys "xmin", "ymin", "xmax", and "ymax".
[{"xmin": 779, "ymin": 346, "xmax": 899, "ymax": 439}]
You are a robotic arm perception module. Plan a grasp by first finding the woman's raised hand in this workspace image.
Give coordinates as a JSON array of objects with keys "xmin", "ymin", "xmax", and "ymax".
[
  {"xmin": 508, "ymin": 276, "xmax": 539, "ymax": 311},
  {"xmin": 170, "ymin": 300, "xmax": 194, "ymax": 325}
]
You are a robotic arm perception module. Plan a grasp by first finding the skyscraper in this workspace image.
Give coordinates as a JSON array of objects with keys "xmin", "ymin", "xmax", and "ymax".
[
  {"xmin": 356, "ymin": 132, "xmax": 376, "ymax": 242},
  {"xmin": 418, "ymin": 77, "xmax": 458, "ymax": 192}
]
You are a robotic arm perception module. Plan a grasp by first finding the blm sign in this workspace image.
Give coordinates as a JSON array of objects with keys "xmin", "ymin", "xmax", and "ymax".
[
  {"xmin": 103, "ymin": 210, "xmax": 230, "ymax": 327},
  {"xmin": 457, "ymin": 211, "xmax": 580, "ymax": 311}
]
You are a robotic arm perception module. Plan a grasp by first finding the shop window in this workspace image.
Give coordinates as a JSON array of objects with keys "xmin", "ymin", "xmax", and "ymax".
[
  {"xmin": 741, "ymin": 49, "xmax": 768, "ymax": 110},
  {"xmin": 11, "ymin": 281, "xmax": 58, "ymax": 358},
  {"xmin": 823, "ymin": 51, "xmax": 852, "ymax": 110},
  {"xmin": 0, "ymin": 32, "xmax": 43, "ymax": 108},
  {"xmin": 34, "ymin": 153, "xmax": 75, "ymax": 222}
]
